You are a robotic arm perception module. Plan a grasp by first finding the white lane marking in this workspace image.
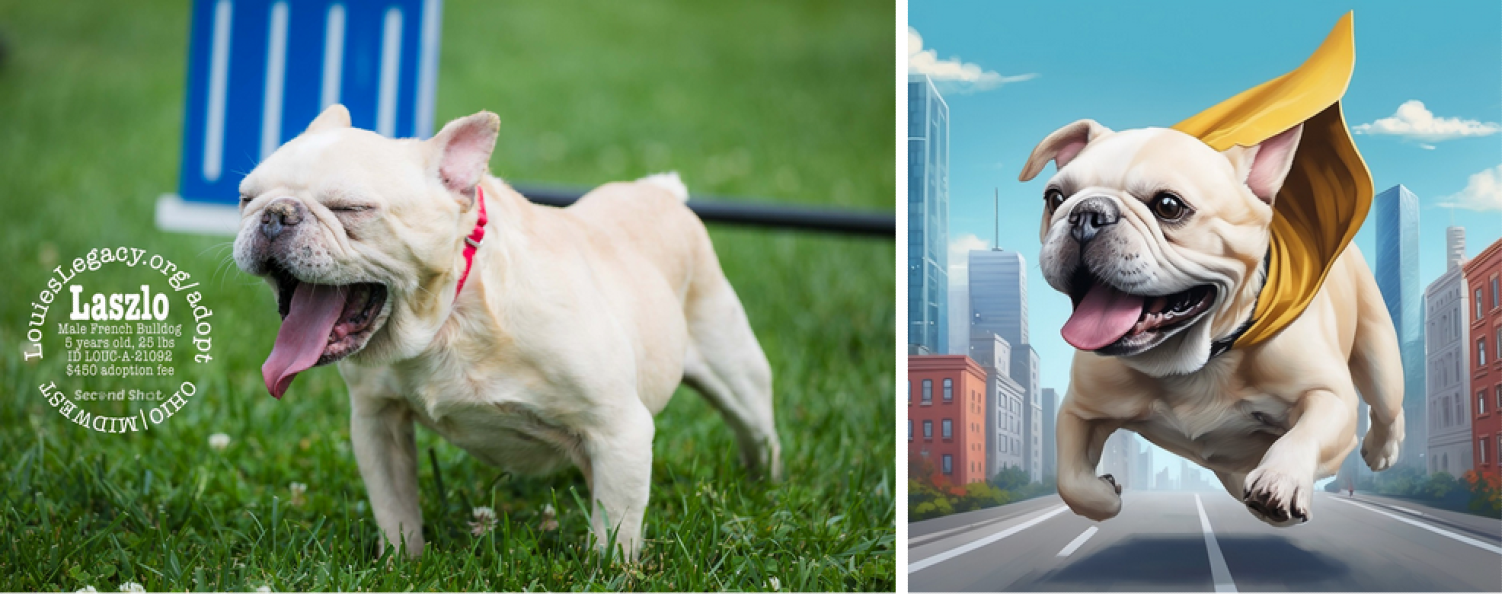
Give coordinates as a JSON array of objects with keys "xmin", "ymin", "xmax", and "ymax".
[
  {"xmin": 202, "ymin": 0, "xmax": 233, "ymax": 182},
  {"xmin": 908, "ymin": 504, "xmax": 1069, "ymax": 573},
  {"xmin": 908, "ymin": 501, "xmax": 1052, "ymax": 546},
  {"xmin": 1383, "ymin": 503, "xmax": 1425, "ymax": 517},
  {"xmin": 375, "ymin": 7, "xmax": 403, "ymax": 137},
  {"xmin": 320, "ymin": 3, "xmax": 346, "ymax": 109},
  {"xmin": 1194, "ymin": 494, "xmax": 1238, "ymax": 593},
  {"xmin": 258, "ymin": 1, "xmax": 289, "ymax": 160},
  {"xmin": 414, "ymin": 0, "xmax": 442, "ymax": 138},
  {"xmin": 1056, "ymin": 526, "xmax": 1098, "ymax": 557},
  {"xmin": 1344, "ymin": 499, "xmax": 1501, "ymax": 554}
]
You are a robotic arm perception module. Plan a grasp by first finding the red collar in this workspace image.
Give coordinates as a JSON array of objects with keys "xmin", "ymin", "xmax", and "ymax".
[{"xmin": 455, "ymin": 187, "xmax": 488, "ymax": 298}]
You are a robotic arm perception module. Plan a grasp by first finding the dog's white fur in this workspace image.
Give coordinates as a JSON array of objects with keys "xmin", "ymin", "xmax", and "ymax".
[
  {"xmin": 233, "ymin": 105, "xmax": 780, "ymax": 558},
  {"xmin": 1020, "ymin": 120, "xmax": 1404, "ymax": 526}
]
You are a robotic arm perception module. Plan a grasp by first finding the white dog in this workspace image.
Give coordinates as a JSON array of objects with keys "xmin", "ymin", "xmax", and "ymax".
[
  {"xmin": 1019, "ymin": 119, "xmax": 1404, "ymax": 526},
  {"xmin": 233, "ymin": 105, "xmax": 781, "ymax": 558}
]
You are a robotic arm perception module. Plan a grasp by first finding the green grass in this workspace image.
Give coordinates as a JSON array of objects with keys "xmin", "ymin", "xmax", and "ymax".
[{"xmin": 0, "ymin": 0, "xmax": 895, "ymax": 592}]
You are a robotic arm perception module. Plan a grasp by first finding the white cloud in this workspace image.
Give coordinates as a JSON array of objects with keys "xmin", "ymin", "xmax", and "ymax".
[
  {"xmin": 1439, "ymin": 165, "xmax": 1502, "ymax": 212},
  {"xmin": 947, "ymin": 234, "xmax": 991, "ymax": 283},
  {"xmin": 1352, "ymin": 101, "xmax": 1501, "ymax": 142},
  {"xmin": 909, "ymin": 27, "xmax": 1037, "ymax": 94},
  {"xmin": 1419, "ymin": 144, "xmax": 1436, "ymax": 150}
]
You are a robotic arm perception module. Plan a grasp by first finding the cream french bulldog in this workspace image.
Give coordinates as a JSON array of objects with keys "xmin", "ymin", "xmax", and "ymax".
[
  {"xmin": 233, "ymin": 105, "xmax": 780, "ymax": 558},
  {"xmin": 1019, "ymin": 120, "xmax": 1404, "ymax": 526}
]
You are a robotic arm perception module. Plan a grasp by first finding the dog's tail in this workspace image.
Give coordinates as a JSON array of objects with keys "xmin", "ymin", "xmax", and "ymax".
[{"xmin": 638, "ymin": 171, "xmax": 689, "ymax": 202}]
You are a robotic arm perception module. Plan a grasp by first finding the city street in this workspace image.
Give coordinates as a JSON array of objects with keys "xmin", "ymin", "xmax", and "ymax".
[{"xmin": 908, "ymin": 491, "xmax": 1502, "ymax": 592}]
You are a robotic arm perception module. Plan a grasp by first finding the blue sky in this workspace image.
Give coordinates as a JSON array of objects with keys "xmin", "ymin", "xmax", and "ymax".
[{"xmin": 912, "ymin": 0, "xmax": 1502, "ymax": 480}]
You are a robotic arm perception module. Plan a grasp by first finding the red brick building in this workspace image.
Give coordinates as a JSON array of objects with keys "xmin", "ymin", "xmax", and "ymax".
[
  {"xmin": 1463, "ymin": 239, "xmax": 1502, "ymax": 472},
  {"xmin": 908, "ymin": 355, "xmax": 988, "ymax": 486}
]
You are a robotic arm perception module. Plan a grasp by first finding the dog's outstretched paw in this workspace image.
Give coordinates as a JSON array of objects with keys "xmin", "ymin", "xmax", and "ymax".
[
  {"xmin": 1100, "ymin": 473, "xmax": 1122, "ymax": 496},
  {"xmin": 1059, "ymin": 473, "xmax": 1123, "ymax": 521},
  {"xmin": 1243, "ymin": 467, "xmax": 1311, "ymax": 527},
  {"xmin": 1360, "ymin": 411, "xmax": 1404, "ymax": 472}
]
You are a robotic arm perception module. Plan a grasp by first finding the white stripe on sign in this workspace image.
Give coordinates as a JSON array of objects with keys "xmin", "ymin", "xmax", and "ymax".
[
  {"xmin": 414, "ymin": 0, "xmax": 442, "ymax": 138},
  {"xmin": 259, "ymin": 1, "xmax": 289, "ymax": 160},
  {"xmin": 1345, "ymin": 499, "xmax": 1501, "ymax": 554},
  {"xmin": 1056, "ymin": 526, "xmax": 1098, "ymax": 557},
  {"xmin": 1194, "ymin": 494, "xmax": 1238, "ymax": 593},
  {"xmin": 376, "ymin": 7, "xmax": 403, "ymax": 137},
  {"xmin": 908, "ymin": 504, "xmax": 1068, "ymax": 573},
  {"xmin": 202, "ymin": 0, "xmax": 234, "ymax": 182},
  {"xmin": 320, "ymin": 3, "xmax": 346, "ymax": 109}
]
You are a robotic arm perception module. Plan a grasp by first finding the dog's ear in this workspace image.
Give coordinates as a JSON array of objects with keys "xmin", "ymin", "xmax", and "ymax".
[
  {"xmin": 1019, "ymin": 119, "xmax": 1112, "ymax": 181},
  {"xmin": 429, "ymin": 111, "xmax": 500, "ymax": 200},
  {"xmin": 305, "ymin": 104, "xmax": 351, "ymax": 133},
  {"xmin": 1223, "ymin": 123, "xmax": 1302, "ymax": 204}
]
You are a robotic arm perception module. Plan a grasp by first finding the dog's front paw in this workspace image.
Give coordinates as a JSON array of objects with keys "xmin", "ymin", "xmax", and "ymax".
[
  {"xmin": 1243, "ymin": 467, "xmax": 1311, "ymax": 527},
  {"xmin": 1360, "ymin": 410, "xmax": 1404, "ymax": 472},
  {"xmin": 1059, "ymin": 473, "xmax": 1123, "ymax": 521}
]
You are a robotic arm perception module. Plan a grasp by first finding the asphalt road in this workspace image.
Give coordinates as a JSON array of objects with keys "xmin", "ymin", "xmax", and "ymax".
[{"xmin": 908, "ymin": 491, "xmax": 1502, "ymax": 592}]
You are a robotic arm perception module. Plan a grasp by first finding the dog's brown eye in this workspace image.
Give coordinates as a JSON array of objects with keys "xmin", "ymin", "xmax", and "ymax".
[
  {"xmin": 1151, "ymin": 192, "xmax": 1188, "ymax": 221},
  {"xmin": 1044, "ymin": 189, "xmax": 1065, "ymax": 213}
]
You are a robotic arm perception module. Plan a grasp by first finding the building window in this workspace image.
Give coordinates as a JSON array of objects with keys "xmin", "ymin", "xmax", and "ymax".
[
  {"xmin": 1480, "ymin": 339, "xmax": 1488, "ymax": 366},
  {"xmin": 923, "ymin": 420, "xmax": 933, "ymax": 439},
  {"xmin": 1498, "ymin": 385, "xmax": 1502, "ymax": 411},
  {"xmin": 908, "ymin": 420, "xmax": 913, "ymax": 441},
  {"xmin": 942, "ymin": 454, "xmax": 953, "ymax": 474},
  {"xmin": 922, "ymin": 379, "xmax": 932, "ymax": 404},
  {"xmin": 942, "ymin": 419, "xmax": 953, "ymax": 439},
  {"xmin": 1476, "ymin": 288, "xmax": 1485, "ymax": 321},
  {"xmin": 1480, "ymin": 392, "xmax": 1488, "ymax": 417},
  {"xmin": 1494, "ymin": 276, "xmax": 1501, "ymax": 309},
  {"xmin": 1481, "ymin": 438, "xmax": 1490, "ymax": 466},
  {"xmin": 943, "ymin": 378, "xmax": 953, "ymax": 401}
]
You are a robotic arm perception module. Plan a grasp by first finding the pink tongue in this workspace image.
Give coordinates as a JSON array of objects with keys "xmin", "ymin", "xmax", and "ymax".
[
  {"xmin": 262, "ymin": 283, "xmax": 348, "ymax": 399},
  {"xmin": 1061, "ymin": 281, "xmax": 1146, "ymax": 351}
]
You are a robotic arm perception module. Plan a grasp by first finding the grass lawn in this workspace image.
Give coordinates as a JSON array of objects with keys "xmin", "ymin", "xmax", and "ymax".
[{"xmin": 0, "ymin": 0, "xmax": 895, "ymax": 592}]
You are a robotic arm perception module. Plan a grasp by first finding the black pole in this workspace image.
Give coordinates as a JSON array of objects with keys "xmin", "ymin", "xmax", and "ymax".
[{"xmin": 514, "ymin": 186, "xmax": 895, "ymax": 238}]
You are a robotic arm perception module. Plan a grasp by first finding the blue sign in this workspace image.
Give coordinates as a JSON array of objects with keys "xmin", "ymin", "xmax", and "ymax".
[{"xmin": 158, "ymin": 0, "xmax": 442, "ymax": 233}]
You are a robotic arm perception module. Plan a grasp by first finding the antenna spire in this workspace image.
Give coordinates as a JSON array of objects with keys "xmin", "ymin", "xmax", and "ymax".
[{"xmin": 993, "ymin": 188, "xmax": 999, "ymax": 250}]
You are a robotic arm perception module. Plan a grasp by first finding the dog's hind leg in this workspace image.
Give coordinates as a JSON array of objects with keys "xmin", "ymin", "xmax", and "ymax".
[
  {"xmin": 1347, "ymin": 253, "xmax": 1405, "ymax": 472},
  {"xmin": 681, "ymin": 258, "xmax": 781, "ymax": 480}
]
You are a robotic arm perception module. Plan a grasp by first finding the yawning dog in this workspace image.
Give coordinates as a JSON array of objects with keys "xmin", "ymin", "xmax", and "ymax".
[{"xmin": 233, "ymin": 105, "xmax": 781, "ymax": 558}]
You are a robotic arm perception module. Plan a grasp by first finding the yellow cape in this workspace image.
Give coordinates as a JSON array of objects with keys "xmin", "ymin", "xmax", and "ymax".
[{"xmin": 1172, "ymin": 12, "xmax": 1373, "ymax": 349}]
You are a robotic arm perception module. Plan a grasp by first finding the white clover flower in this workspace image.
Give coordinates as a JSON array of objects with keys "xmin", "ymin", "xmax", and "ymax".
[
  {"xmin": 469, "ymin": 506, "xmax": 498, "ymax": 536},
  {"xmin": 255, "ymin": 586, "xmax": 271, "ymax": 593},
  {"xmin": 74, "ymin": 586, "xmax": 97, "ymax": 593},
  {"xmin": 208, "ymin": 433, "xmax": 231, "ymax": 452},
  {"xmin": 539, "ymin": 503, "xmax": 559, "ymax": 532},
  {"xmin": 119, "ymin": 582, "xmax": 145, "ymax": 593},
  {"xmin": 289, "ymin": 482, "xmax": 307, "ymax": 507},
  {"xmin": 768, "ymin": 577, "xmax": 780, "ymax": 592}
]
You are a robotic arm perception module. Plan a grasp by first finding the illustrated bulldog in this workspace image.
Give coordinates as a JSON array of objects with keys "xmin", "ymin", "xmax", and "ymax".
[
  {"xmin": 233, "ymin": 105, "xmax": 780, "ymax": 558},
  {"xmin": 1019, "ymin": 117, "xmax": 1404, "ymax": 526}
]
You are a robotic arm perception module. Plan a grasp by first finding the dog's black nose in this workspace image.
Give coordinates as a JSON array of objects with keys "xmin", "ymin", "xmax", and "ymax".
[
  {"xmin": 260, "ymin": 198, "xmax": 304, "ymax": 240},
  {"xmin": 1068, "ymin": 196, "xmax": 1120, "ymax": 244}
]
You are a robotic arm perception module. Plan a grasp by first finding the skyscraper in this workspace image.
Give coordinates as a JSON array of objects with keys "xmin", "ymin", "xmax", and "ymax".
[
  {"xmin": 969, "ymin": 248, "xmax": 1041, "ymax": 481},
  {"xmin": 1425, "ymin": 227, "xmax": 1473, "ymax": 477},
  {"xmin": 1041, "ymin": 387, "xmax": 1058, "ymax": 479},
  {"xmin": 1374, "ymin": 184, "xmax": 1426, "ymax": 466},
  {"xmin": 969, "ymin": 329, "xmax": 1025, "ymax": 477},
  {"xmin": 907, "ymin": 75, "xmax": 949, "ymax": 354},
  {"xmin": 968, "ymin": 250, "xmax": 1028, "ymax": 347}
]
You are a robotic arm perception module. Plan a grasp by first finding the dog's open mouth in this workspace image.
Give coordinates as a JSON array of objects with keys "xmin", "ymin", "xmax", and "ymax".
[
  {"xmin": 262, "ymin": 263, "xmax": 388, "ymax": 398},
  {"xmin": 1061, "ymin": 268, "xmax": 1214, "ymax": 354}
]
